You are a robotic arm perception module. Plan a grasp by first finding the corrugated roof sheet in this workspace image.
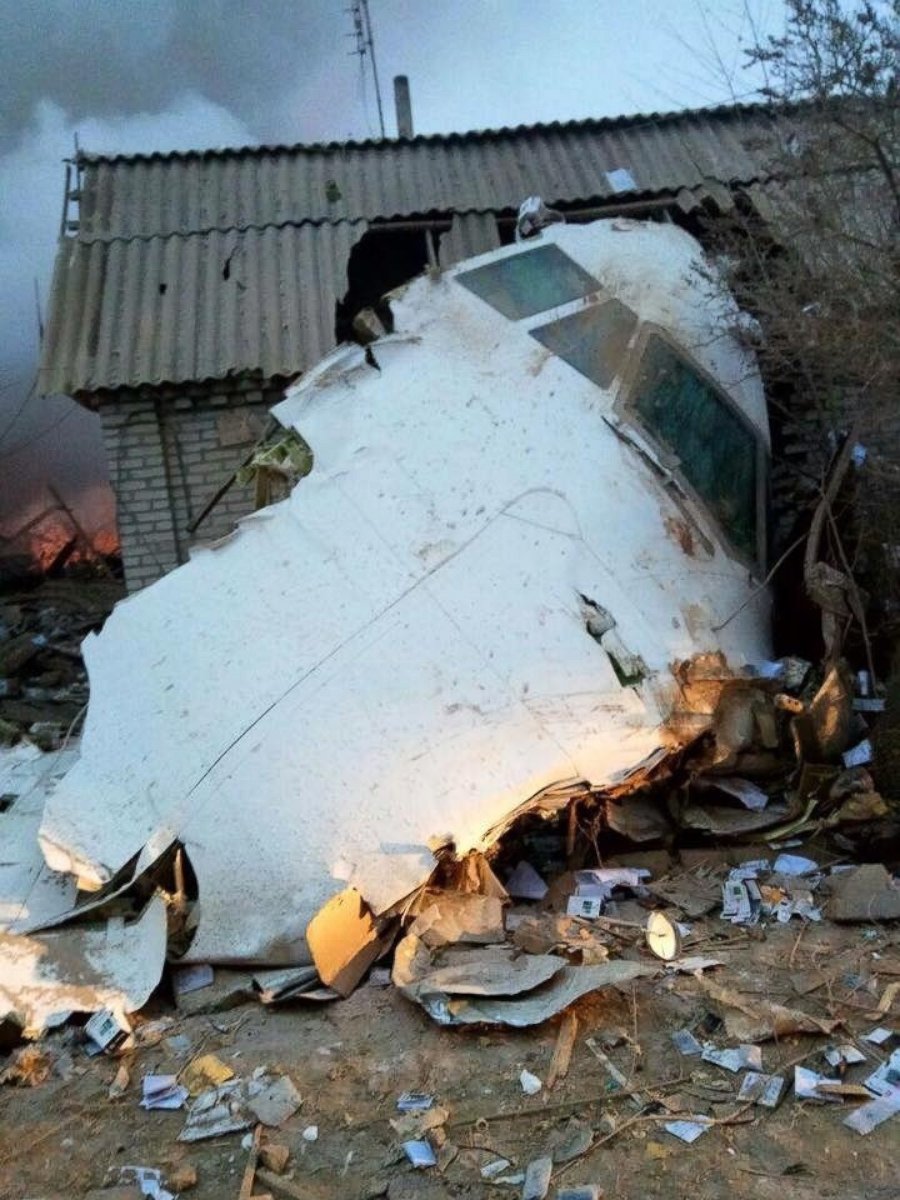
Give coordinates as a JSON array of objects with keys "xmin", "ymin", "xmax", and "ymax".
[
  {"xmin": 75, "ymin": 105, "xmax": 784, "ymax": 241},
  {"xmin": 41, "ymin": 103, "xmax": 793, "ymax": 396},
  {"xmin": 45, "ymin": 222, "xmax": 369, "ymax": 393}
]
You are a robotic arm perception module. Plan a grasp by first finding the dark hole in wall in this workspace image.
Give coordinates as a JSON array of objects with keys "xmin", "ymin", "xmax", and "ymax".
[
  {"xmin": 335, "ymin": 223, "xmax": 442, "ymax": 344},
  {"xmin": 496, "ymin": 210, "xmax": 517, "ymax": 246}
]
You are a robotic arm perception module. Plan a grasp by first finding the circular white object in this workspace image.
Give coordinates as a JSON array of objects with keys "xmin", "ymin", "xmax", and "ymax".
[{"xmin": 645, "ymin": 911, "xmax": 681, "ymax": 961}]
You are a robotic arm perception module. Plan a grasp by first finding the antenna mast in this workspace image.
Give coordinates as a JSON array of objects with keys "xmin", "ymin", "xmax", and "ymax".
[{"xmin": 348, "ymin": 0, "xmax": 386, "ymax": 139}]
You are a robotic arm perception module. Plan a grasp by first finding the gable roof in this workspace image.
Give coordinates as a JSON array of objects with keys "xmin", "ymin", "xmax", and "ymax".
[{"xmin": 40, "ymin": 102, "xmax": 790, "ymax": 397}]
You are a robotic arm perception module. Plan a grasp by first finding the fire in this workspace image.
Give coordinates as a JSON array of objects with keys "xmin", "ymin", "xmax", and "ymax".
[
  {"xmin": 91, "ymin": 529, "xmax": 120, "ymax": 557},
  {"xmin": 28, "ymin": 520, "xmax": 120, "ymax": 571}
]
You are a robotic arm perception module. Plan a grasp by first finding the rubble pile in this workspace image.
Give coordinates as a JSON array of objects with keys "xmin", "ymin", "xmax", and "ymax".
[{"xmin": 0, "ymin": 578, "xmax": 122, "ymax": 748}]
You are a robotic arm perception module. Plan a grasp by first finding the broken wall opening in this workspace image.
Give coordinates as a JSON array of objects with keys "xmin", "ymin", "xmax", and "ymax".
[{"xmin": 334, "ymin": 219, "xmax": 446, "ymax": 344}]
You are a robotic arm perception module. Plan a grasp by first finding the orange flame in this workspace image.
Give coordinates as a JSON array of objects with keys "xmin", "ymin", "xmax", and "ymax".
[{"xmin": 27, "ymin": 521, "xmax": 120, "ymax": 570}]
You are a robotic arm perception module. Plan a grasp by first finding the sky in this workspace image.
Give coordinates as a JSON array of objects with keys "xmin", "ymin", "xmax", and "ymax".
[{"xmin": 0, "ymin": 0, "xmax": 785, "ymax": 540}]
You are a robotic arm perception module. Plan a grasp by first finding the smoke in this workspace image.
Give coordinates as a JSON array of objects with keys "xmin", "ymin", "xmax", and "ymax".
[
  {"xmin": 0, "ymin": 2, "xmax": 340, "ymax": 148},
  {"xmin": 0, "ymin": 0, "xmax": 349, "ymax": 539},
  {"xmin": 0, "ymin": 95, "xmax": 258, "ymax": 538}
]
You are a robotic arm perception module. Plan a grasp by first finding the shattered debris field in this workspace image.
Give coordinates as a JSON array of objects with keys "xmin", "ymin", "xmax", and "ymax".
[{"xmin": 2, "ymin": 841, "xmax": 899, "ymax": 1199}]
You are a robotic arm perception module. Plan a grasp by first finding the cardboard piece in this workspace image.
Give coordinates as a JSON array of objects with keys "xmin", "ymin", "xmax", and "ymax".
[{"xmin": 306, "ymin": 888, "xmax": 382, "ymax": 997}]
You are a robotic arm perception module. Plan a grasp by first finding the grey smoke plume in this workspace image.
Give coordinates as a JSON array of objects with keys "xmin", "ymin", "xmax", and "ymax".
[{"xmin": 1, "ymin": 2, "xmax": 339, "ymax": 148}]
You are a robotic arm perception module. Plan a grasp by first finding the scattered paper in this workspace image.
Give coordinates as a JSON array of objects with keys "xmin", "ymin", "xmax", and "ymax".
[
  {"xmin": 179, "ymin": 1082, "xmax": 252, "ymax": 1142},
  {"xmin": 178, "ymin": 1070, "xmax": 301, "ymax": 1141},
  {"xmin": 140, "ymin": 1074, "xmax": 189, "ymax": 1111},
  {"xmin": 863, "ymin": 1049, "xmax": 900, "ymax": 1098},
  {"xmin": 842, "ymin": 739, "xmax": 873, "ymax": 768},
  {"xmin": 732, "ymin": 860, "xmax": 769, "ymax": 879},
  {"xmin": 710, "ymin": 777, "xmax": 769, "ymax": 811},
  {"xmin": 721, "ymin": 877, "xmax": 760, "ymax": 925},
  {"xmin": 864, "ymin": 1027, "xmax": 894, "ymax": 1046},
  {"xmin": 117, "ymin": 1166, "xmax": 175, "ymax": 1200},
  {"xmin": 576, "ymin": 868, "xmax": 650, "ymax": 889},
  {"xmin": 397, "ymin": 1091, "xmax": 434, "ymax": 1112},
  {"xmin": 843, "ymin": 1087, "xmax": 900, "ymax": 1134},
  {"xmin": 794, "ymin": 1066, "xmax": 841, "ymax": 1102},
  {"xmin": 772, "ymin": 854, "xmax": 819, "ymax": 876},
  {"xmin": 664, "ymin": 1119, "xmax": 709, "ymax": 1143},
  {"xmin": 738, "ymin": 1071, "xmax": 784, "ymax": 1107},
  {"xmin": 403, "ymin": 1139, "xmax": 437, "ymax": 1168},
  {"xmin": 824, "ymin": 1045, "xmax": 866, "ymax": 1068},
  {"xmin": 701, "ymin": 1043, "xmax": 762, "ymax": 1073},
  {"xmin": 671, "ymin": 1028, "xmax": 703, "ymax": 1057}
]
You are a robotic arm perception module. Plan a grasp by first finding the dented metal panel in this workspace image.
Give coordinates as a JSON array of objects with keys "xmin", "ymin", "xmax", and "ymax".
[{"xmin": 39, "ymin": 219, "xmax": 771, "ymax": 964}]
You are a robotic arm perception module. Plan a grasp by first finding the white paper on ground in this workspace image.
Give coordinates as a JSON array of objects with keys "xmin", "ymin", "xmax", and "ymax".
[
  {"xmin": 738, "ymin": 1072, "xmax": 784, "ymax": 1107},
  {"xmin": 701, "ymin": 1043, "xmax": 763, "ymax": 1073},
  {"xmin": 403, "ymin": 1140, "xmax": 437, "ymax": 1168},
  {"xmin": 140, "ymin": 1074, "xmax": 189, "ymax": 1110},
  {"xmin": 843, "ymin": 1086, "xmax": 900, "ymax": 1134},
  {"xmin": 794, "ymin": 1066, "xmax": 841, "ymax": 1102},
  {"xmin": 772, "ymin": 854, "xmax": 819, "ymax": 876},
  {"xmin": 664, "ymin": 1119, "xmax": 709, "ymax": 1143}
]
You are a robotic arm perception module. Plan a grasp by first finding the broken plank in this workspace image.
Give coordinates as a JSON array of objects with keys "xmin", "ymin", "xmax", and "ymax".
[
  {"xmin": 547, "ymin": 1011, "xmax": 579, "ymax": 1090},
  {"xmin": 238, "ymin": 1125, "xmax": 261, "ymax": 1200}
]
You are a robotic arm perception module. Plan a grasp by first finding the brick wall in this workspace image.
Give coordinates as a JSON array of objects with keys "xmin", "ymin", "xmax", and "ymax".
[{"xmin": 97, "ymin": 378, "xmax": 285, "ymax": 592}]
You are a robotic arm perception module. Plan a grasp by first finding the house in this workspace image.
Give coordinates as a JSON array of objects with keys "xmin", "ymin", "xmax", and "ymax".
[{"xmin": 39, "ymin": 101, "xmax": 798, "ymax": 592}]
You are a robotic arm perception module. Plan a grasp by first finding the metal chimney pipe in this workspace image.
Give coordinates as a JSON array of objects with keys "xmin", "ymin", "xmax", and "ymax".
[{"xmin": 394, "ymin": 75, "xmax": 413, "ymax": 139}]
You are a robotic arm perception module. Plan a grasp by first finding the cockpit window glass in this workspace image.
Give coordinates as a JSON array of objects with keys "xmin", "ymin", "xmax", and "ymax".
[
  {"xmin": 631, "ymin": 333, "xmax": 763, "ymax": 562},
  {"xmin": 530, "ymin": 299, "xmax": 638, "ymax": 390},
  {"xmin": 456, "ymin": 244, "xmax": 600, "ymax": 319}
]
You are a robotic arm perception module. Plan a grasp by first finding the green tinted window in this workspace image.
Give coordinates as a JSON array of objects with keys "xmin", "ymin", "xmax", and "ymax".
[
  {"xmin": 632, "ymin": 335, "xmax": 761, "ymax": 561},
  {"xmin": 456, "ymin": 244, "xmax": 599, "ymax": 319},
  {"xmin": 530, "ymin": 299, "xmax": 638, "ymax": 390}
]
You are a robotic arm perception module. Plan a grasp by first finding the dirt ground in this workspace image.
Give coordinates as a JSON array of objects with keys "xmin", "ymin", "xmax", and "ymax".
[{"xmin": 1, "ymin": 862, "xmax": 897, "ymax": 1200}]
